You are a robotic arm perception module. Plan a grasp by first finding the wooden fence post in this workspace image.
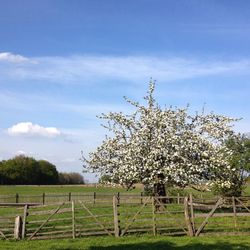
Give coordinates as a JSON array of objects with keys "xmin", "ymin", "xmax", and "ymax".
[
  {"xmin": 42, "ymin": 193, "xmax": 45, "ymax": 205},
  {"xmin": 68, "ymin": 192, "xmax": 71, "ymax": 202},
  {"xmin": 22, "ymin": 204, "xmax": 28, "ymax": 239},
  {"xmin": 15, "ymin": 193, "xmax": 19, "ymax": 203},
  {"xmin": 14, "ymin": 216, "xmax": 22, "ymax": 240},
  {"xmin": 113, "ymin": 195, "xmax": 120, "ymax": 237},
  {"xmin": 117, "ymin": 192, "xmax": 120, "ymax": 205},
  {"xmin": 177, "ymin": 193, "xmax": 180, "ymax": 204},
  {"xmin": 232, "ymin": 196, "xmax": 237, "ymax": 230},
  {"xmin": 72, "ymin": 201, "xmax": 76, "ymax": 239},
  {"xmin": 184, "ymin": 197, "xmax": 194, "ymax": 236},
  {"xmin": 93, "ymin": 192, "xmax": 96, "ymax": 204},
  {"xmin": 189, "ymin": 194, "xmax": 195, "ymax": 232},
  {"xmin": 152, "ymin": 197, "xmax": 156, "ymax": 236},
  {"xmin": 140, "ymin": 192, "xmax": 143, "ymax": 205}
]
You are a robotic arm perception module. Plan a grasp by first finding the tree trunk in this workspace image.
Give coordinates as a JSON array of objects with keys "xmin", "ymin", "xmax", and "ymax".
[{"xmin": 153, "ymin": 182, "xmax": 168, "ymax": 211}]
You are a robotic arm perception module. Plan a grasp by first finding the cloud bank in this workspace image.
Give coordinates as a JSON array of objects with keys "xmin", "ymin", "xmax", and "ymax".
[
  {"xmin": 7, "ymin": 122, "xmax": 61, "ymax": 138},
  {"xmin": 1, "ymin": 52, "xmax": 250, "ymax": 84},
  {"xmin": 0, "ymin": 52, "xmax": 32, "ymax": 63}
]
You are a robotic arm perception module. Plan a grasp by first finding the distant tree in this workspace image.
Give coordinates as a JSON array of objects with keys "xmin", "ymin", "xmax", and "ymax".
[
  {"xmin": 59, "ymin": 172, "xmax": 84, "ymax": 184},
  {"xmin": 38, "ymin": 160, "xmax": 59, "ymax": 184},
  {"xmin": 0, "ymin": 160, "xmax": 5, "ymax": 185},
  {"xmin": 0, "ymin": 156, "xmax": 59, "ymax": 185},
  {"xmin": 0, "ymin": 155, "xmax": 40, "ymax": 184}
]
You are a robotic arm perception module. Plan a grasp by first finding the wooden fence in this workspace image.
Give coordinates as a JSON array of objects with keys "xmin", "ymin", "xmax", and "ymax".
[
  {"xmin": 0, "ymin": 192, "xmax": 187, "ymax": 205},
  {"xmin": 0, "ymin": 195, "xmax": 249, "ymax": 240}
]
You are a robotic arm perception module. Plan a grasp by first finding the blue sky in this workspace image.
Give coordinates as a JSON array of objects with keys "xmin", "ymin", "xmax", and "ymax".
[{"xmin": 0, "ymin": 0, "xmax": 250, "ymax": 182}]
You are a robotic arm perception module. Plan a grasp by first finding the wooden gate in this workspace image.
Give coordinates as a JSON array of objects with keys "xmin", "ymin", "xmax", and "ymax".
[
  {"xmin": 117, "ymin": 196, "xmax": 189, "ymax": 237},
  {"xmin": 24, "ymin": 201, "xmax": 115, "ymax": 240},
  {"xmin": 191, "ymin": 196, "xmax": 250, "ymax": 236}
]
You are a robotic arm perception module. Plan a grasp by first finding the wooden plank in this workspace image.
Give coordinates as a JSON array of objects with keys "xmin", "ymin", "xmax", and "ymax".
[
  {"xmin": 79, "ymin": 201, "xmax": 113, "ymax": 236},
  {"xmin": 28, "ymin": 203, "xmax": 65, "ymax": 240},
  {"xmin": 26, "ymin": 225, "xmax": 72, "ymax": 232},
  {"xmin": 28, "ymin": 216, "xmax": 72, "ymax": 224},
  {"xmin": 22, "ymin": 204, "xmax": 28, "ymax": 239},
  {"xmin": 27, "ymin": 229, "xmax": 73, "ymax": 236},
  {"xmin": 75, "ymin": 226, "xmax": 114, "ymax": 231},
  {"xmin": 194, "ymin": 212, "xmax": 250, "ymax": 218},
  {"xmin": 195, "ymin": 198, "xmax": 223, "ymax": 236},
  {"xmin": 30, "ymin": 233, "xmax": 73, "ymax": 240},
  {"xmin": 29, "ymin": 207, "xmax": 71, "ymax": 216},
  {"xmin": 0, "ymin": 203, "xmax": 41, "ymax": 207}
]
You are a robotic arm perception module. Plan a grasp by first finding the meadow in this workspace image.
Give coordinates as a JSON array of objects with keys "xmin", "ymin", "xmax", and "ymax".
[
  {"xmin": 0, "ymin": 184, "xmax": 249, "ymax": 197},
  {"xmin": 0, "ymin": 184, "xmax": 141, "ymax": 195},
  {"xmin": 0, "ymin": 235, "xmax": 250, "ymax": 250},
  {"xmin": 0, "ymin": 184, "xmax": 249, "ymax": 247}
]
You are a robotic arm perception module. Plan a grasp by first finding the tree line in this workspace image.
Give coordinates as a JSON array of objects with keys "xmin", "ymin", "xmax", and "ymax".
[{"xmin": 0, "ymin": 155, "xmax": 84, "ymax": 185}]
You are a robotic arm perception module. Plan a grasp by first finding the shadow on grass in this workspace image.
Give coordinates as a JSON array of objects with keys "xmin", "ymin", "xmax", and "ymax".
[{"xmin": 87, "ymin": 241, "xmax": 250, "ymax": 250}]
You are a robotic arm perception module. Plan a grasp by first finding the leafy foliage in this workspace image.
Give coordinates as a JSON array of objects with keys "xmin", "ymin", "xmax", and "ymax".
[
  {"xmin": 0, "ymin": 155, "xmax": 59, "ymax": 185},
  {"xmin": 213, "ymin": 135, "xmax": 250, "ymax": 196},
  {"xmin": 226, "ymin": 135, "xmax": 250, "ymax": 175}
]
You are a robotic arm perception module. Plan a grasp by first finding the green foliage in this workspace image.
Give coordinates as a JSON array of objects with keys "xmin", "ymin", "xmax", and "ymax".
[
  {"xmin": 0, "ymin": 155, "xmax": 59, "ymax": 185},
  {"xmin": 38, "ymin": 160, "xmax": 59, "ymax": 184},
  {"xmin": 213, "ymin": 135, "xmax": 250, "ymax": 197},
  {"xmin": 226, "ymin": 136, "xmax": 250, "ymax": 175},
  {"xmin": 98, "ymin": 174, "xmax": 112, "ymax": 184}
]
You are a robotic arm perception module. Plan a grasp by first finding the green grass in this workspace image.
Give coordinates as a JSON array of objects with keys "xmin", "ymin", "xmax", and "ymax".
[
  {"xmin": 0, "ymin": 184, "xmax": 249, "ymax": 197},
  {"xmin": 0, "ymin": 185, "xmax": 142, "ymax": 195},
  {"xmin": 0, "ymin": 235, "xmax": 250, "ymax": 250}
]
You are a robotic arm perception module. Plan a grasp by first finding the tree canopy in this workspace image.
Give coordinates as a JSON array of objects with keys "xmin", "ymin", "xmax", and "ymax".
[
  {"xmin": 0, "ymin": 155, "xmax": 85, "ymax": 185},
  {"xmin": 83, "ymin": 81, "xmax": 240, "ymax": 195},
  {"xmin": 226, "ymin": 135, "xmax": 250, "ymax": 176}
]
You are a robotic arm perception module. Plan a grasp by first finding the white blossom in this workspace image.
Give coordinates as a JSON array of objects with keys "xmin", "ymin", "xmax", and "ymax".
[{"xmin": 82, "ymin": 81, "xmax": 239, "ymax": 190}]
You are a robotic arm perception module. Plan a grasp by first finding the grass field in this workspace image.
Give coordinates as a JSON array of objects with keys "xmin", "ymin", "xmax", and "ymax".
[
  {"xmin": 0, "ymin": 185, "xmax": 142, "ymax": 195},
  {"xmin": 0, "ymin": 184, "xmax": 249, "ymax": 196},
  {"xmin": 0, "ymin": 235, "xmax": 250, "ymax": 250},
  {"xmin": 0, "ymin": 185, "xmax": 250, "ymax": 248}
]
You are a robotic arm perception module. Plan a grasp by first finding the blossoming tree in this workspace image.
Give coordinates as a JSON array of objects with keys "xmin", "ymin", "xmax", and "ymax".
[{"xmin": 83, "ymin": 81, "xmax": 239, "ymax": 196}]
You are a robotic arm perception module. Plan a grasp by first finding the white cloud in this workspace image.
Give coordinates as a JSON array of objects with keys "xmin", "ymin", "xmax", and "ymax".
[
  {"xmin": 1, "ymin": 53, "xmax": 250, "ymax": 83},
  {"xmin": 16, "ymin": 150, "xmax": 26, "ymax": 155},
  {"xmin": 0, "ymin": 52, "xmax": 32, "ymax": 63},
  {"xmin": 7, "ymin": 122, "xmax": 61, "ymax": 138}
]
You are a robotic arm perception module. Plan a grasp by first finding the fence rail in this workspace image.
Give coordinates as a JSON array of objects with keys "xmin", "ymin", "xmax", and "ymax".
[
  {"xmin": 0, "ymin": 195, "xmax": 249, "ymax": 240},
  {"xmin": 0, "ymin": 192, "xmax": 194, "ymax": 205}
]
